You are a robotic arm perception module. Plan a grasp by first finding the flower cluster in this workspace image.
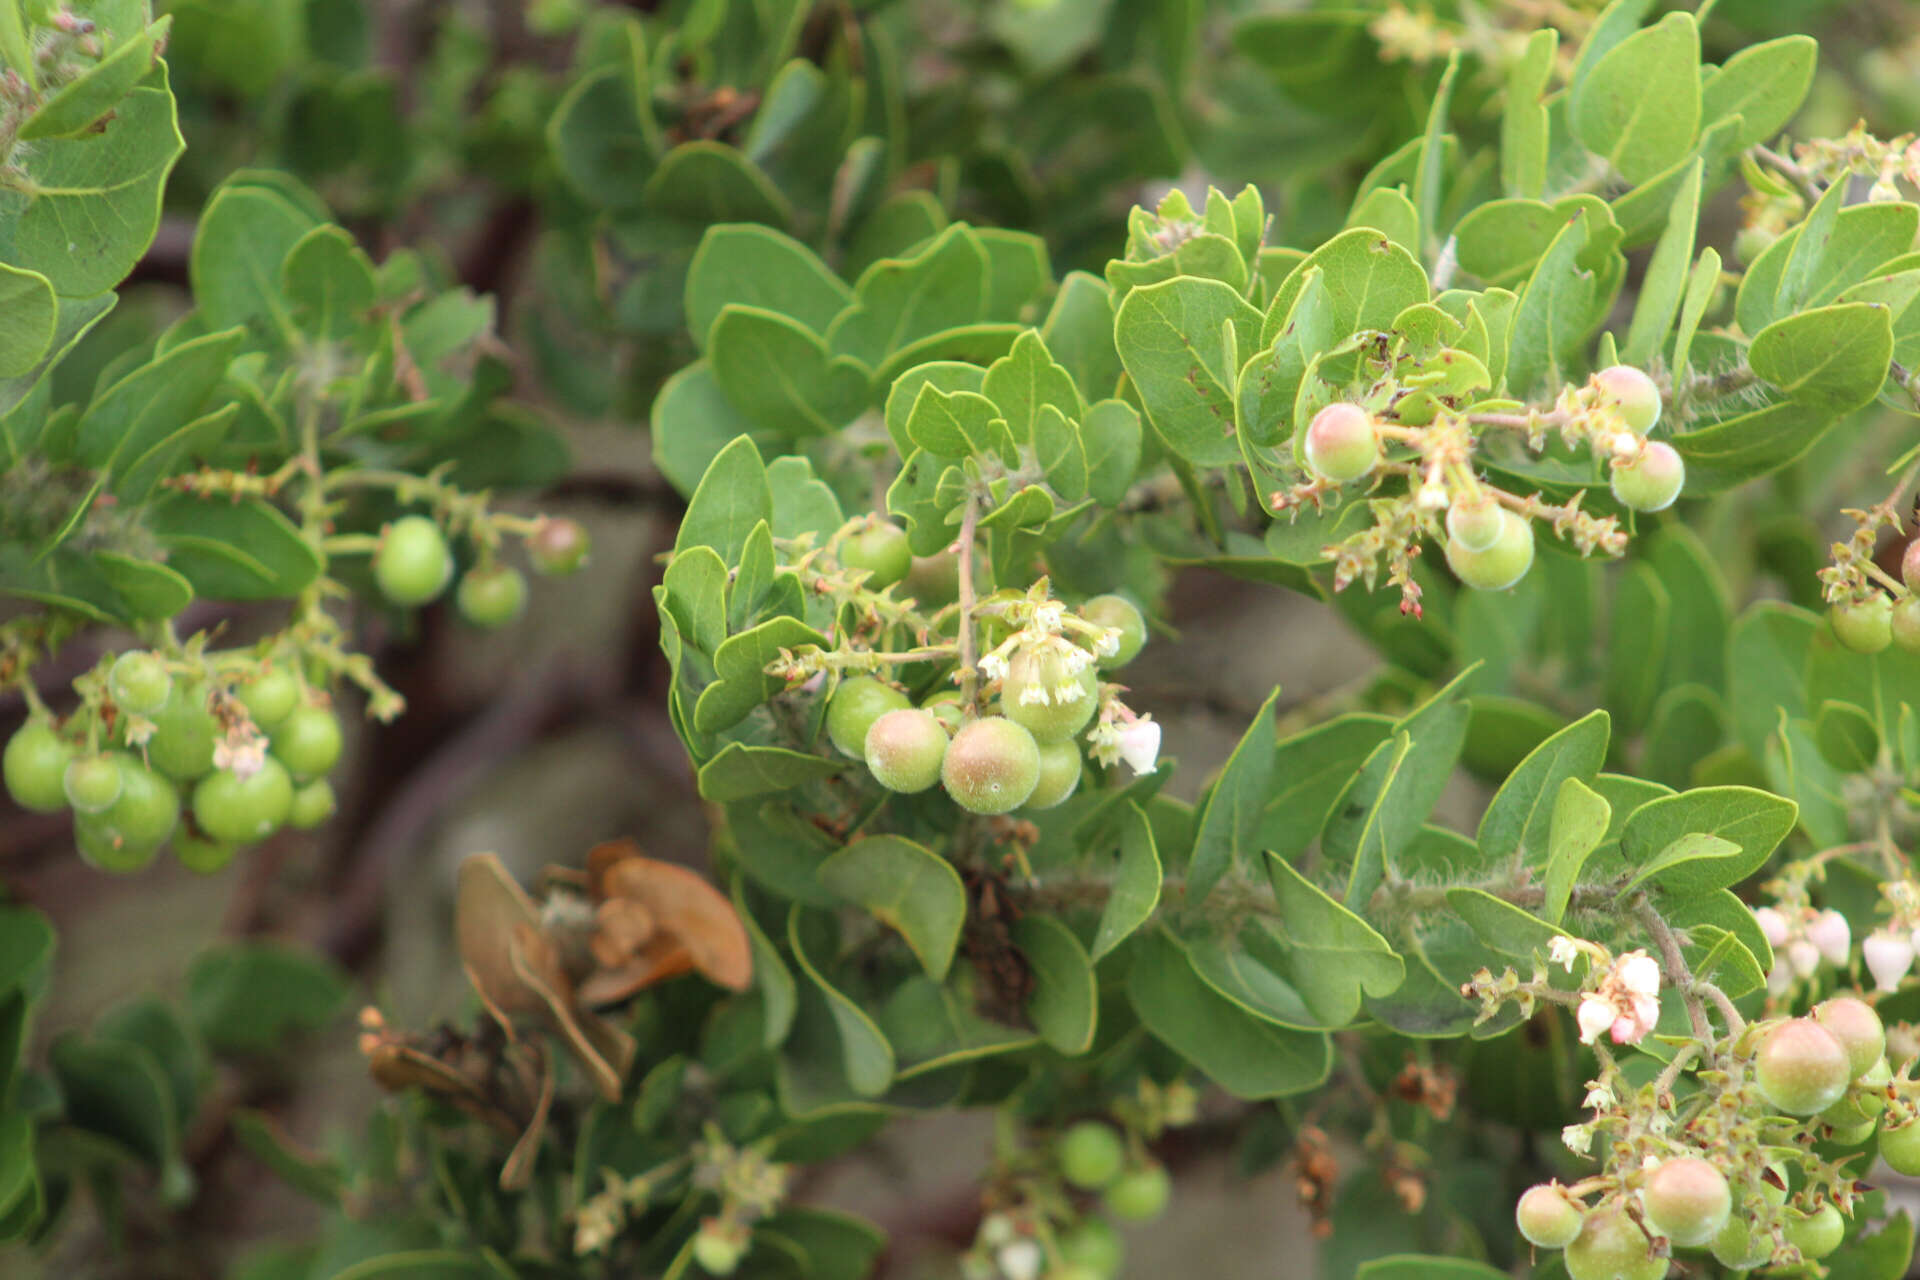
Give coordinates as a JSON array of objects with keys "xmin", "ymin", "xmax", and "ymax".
[
  {"xmin": 1551, "ymin": 938, "xmax": 1663, "ymax": 1046},
  {"xmin": 1754, "ymin": 904, "xmax": 1852, "ymax": 993}
]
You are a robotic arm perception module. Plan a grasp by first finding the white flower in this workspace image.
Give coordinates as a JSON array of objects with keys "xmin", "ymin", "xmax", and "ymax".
[
  {"xmin": 1615, "ymin": 951, "xmax": 1661, "ymax": 998},
  {"xmin": 213, "ymin": 734, "xmax": 267, "ymax": 780},
  {"xmin": 1017, "ymin": 682, "xmax": 1052, "ymax": 707},
  {"xmin": 1115, "ymin": 718, "xmax": 1161, "ymax": 775},
  {"xmin": 1030, "ymin": 601, "xmax": 1065, "ymax": 632},
  {"xmin": 996, "ymin": 1239, "xmax": 1042, "ymax": 1280},
  {"xmin": 1807, "ymin": 910, "xmax": 1852, "ymax": 968},
  {"xmin": 1768, "ymin": 960, "xmax": 1795, "ymax": 997},
  {"xmin": 1864, "ymin": 929, "xmax": 1915, "ymax": 992},
  {"xmin": 1416, "ymin": 482, "xmax": 1448, "ymax": 511},
  {"xmin": 1576, "ymin": 995, "xmax": 1616, "ymax": 1045},
  {"xmin": 1562, "ymin": 1123, "xmax": 1594, "ymax": 1155},
  {"xmin": 1582, "ymin": 1082, "xmax": 1615, "ymax": 1110},
  {"xmin": 1787, "ymin": 939, "xmax": 1821, "ymax": 979},
  {"xmin": 978, "ymin": 652, "xmax": 1010, "ymax": 683},
  {"xmin": 1754, "ymin": 906, "xmax": 1790, "ymax": 948},
  {"xmin": 1092, "ymin": 627, "xmax": 1122, "ymax": 657},
  {"xmin": 1548, "ymin": 935, "xmax": 1581, "ymax": 972}
]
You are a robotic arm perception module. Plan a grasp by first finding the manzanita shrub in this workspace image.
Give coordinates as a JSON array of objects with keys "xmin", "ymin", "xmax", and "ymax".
[{"xmin": 15, "ymin": 0, "xmax": 1920, "ymax": 1278}]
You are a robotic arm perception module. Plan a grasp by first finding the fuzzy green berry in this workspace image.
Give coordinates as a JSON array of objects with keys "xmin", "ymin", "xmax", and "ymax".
[
  {"xmin": 1609, "ymin": 441, "xmax": 1685, "ymax": 513},
  {"xmin": 1101, "ymin": 1164, "xmax": 1170, "ymax": 1223},
  {"xmin": 691, "ymin": 1221, "xmax": 745, "ymax": 1276},
  {"xmin": 1023, "ymin": 739, "xmax": 1083, "ymax": 811},
  {"xmin": 1002, "ymin": 647, "xmax": 1098, "ymax": 744},
  {"xmin": 75, "ymin": 813, "xmax": 161, "ymax": 874},
  {"xmin": 1785, "ymin": 1203, "xmax": 1845, "ymax": 1260},
  {"xmin": 1755, "ymin": 1017, "xmax": 1852, "ymax": 1116},
  {"xmin": 1515, "ymin": 1183, "xmax": 1584, "ymax": 1249},
  {"xmin": 1640, "ymin": 1157, "xmax": 1729, "ymax": 1247},
  {"xmin": 1080, "ymin": 595, "xmax": 1146, "ymax": 668},
  {"xmin": 373, "ymin": 515, "xmax": 453, "ymax": 606},
  {"xmin": 270, "ymin": 703, "xmax": 343, "ymax": 780},
  {"xmin": 1711, "ymin": 1215, "xmax": 1773, "ymax": 1270},
  {"xmin": 64, "ymin": 753, "xmax": 124, "ymax": 814},
  {"xmin": 941, "ymin": 716, "xmax": 1040, "ymax": 815},
  {"xmin": 145, "ymin": 682, "xmax": 219, "ymax": 781},
  {"xmin": 288, "ymin": 779, "xmax": 338, "ymax": 830},
  {"xmin": 1058, "ymin": 1122, "xmax": 1126, "ymax": 1190},
  {"xmin": 1056, "ymin": 1217, "xmax": 1123, "ymax": 1278},
  {"xmin": 457, "ymin": 564, "xmax": 528, "ymax": 629},
  {"xmin": 99, "ymin": 756, "xmax": 180, "ymax": 853},
  {"xmin": 1813, "ymin": 997, "xmax": 1886, "ymax": 1079},
  {"xmin": 4, "ymin": 721, "xmax": 74, "ymax": 812},
  {"xmin": 1880, "ymin": 1118, "xmax": 1920, "ymax": 1175},
  {"xmin": 108, "ymin": 651, "xmax": 171, "ymax": 715},
  {"xmin": 1563, "ymin": 1204, "xmax": 1661, "ymax": 1280},
  {"xmin": 1594, "ymin": 365, "xmax": 1662, "ymax": 433},
  {"xmin": 173, "ymin": 829, "xmax": 239, "ymax": 874},
  {"xmin": 1445, "ymin": 508, "xmax": 1534, "ymax": 591},
  {"xmin": 528, "ymin": 517, "xmax": 590, "ymax": 576},
  {"xmin": 826, "ymin": 676, "xmax": 911, "ymax": 758},
  {"xmin": 863, "ymin": 708, "xmax": 948, "ymax": 794},
  {"xmin": 840, "ymin": 519, "xmax": 913, "ymax": 589},
  {"xmin": 192, "ymin": 757, "xmax": 295, "ymax": 845},
  {"xmin": 1304, "ymin": 403, "xmax": 1379, "ymax": 483},
  {"xmin": 239, "ymin": 668, "xmax": 300, "ymax": 728},
  {"xmin": 903, "ymin": 553, "xmax": 961, "ymax": 609},
  {"xmin": 1893, "ymin": 597, "xmax": 1920, "ymax": 653},
  {"xmin": 1445, "ymin": 495, "xmax": 1505, "ymax": 553},
  {"xmin": 1832, "ymin": 595, "xmax": 1894, "ymax": 654}
]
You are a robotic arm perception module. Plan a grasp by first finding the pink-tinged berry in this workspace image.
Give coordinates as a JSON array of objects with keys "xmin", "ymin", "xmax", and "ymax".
[
  {"xmin": 1904, "ymin": 539, "xmax": 1920, "ymax": 591},
  {"xmin": 863, "ymin": 708, "xmax": 948, "ymax": 794},
  {"xmin": 1894, "ymin": 597, "xmax": 1920, "ymax": 653},
  {"xmin": 941, "ymin": 717, "xmax": 1040, "ymax": 815},
  {"xmin": 1304, "ymin": 403, "xmax": 1379, "ymax": 484},
  {"xmin": 1755, "ymin": 1018, "xmax": 1851, "ymax": 1115},
  {"xmin": 826, "ymin": 676, "xmax": 910, "ymax": 757},
  {"xmin": 528, "ymin": 516, "xmax": 591, "ymax": 576},
  {"xmin": 1640, "ymin": 1157, "xmax": 1730, "ymax": 1247},
  {"xmin": 1515, "ymin": 1183, "xmax": 1584, "ymax": 1249},
  {"xmin": 1813, "ymin": 996, "xmax": 1885, "ymax": 1078},
  {"xmin": 1563, "ymin": 1204, "xmax": 1661, "ymax": 1280},
  {"xmin": 1593, "ymin": 365, "xmax": 1662, "ymax": 433},
  {"xmin": 1609, "ymin": 441, "xmax": 1685, "ymax": 513}
]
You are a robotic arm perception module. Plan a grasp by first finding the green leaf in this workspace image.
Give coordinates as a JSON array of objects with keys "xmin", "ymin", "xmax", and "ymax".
[
  {"xmin": 1261, "ymin": 227, "xmax": 1429, "ymax": 348},
  {"xmin": 50, "ymin": 1033, "xmax": 181, "ymax": 1177},
  {"xmin": 1542, "ymin": 777, "xmax": 1611, "ymax": 923},
  {"xmin": 756, "ymin": 1208, "xmax": 886, "ymax": 1280},
  {"xmin": 981, "ymin": 329, "xmax": 1082, "ymax": 442},
  {"xmin": 675, "ymin": 435, "xmax": 771, "ymax": 563},
  {"xmin": 1815, "ymin": 700, "xmax": 1880, "ymax": 773},
  {"xmin": 642, "ymin": 142, "xmax": 789, "ymax": 227},
  {"xmin": 231, "ymin": 1109, "xmax": 345, "ymax": 1206},
  {"xmin": 1182, "ymin": 919, "xmax": 1337, "ymax": 1031},
  {"xmin": 548, "ymin": 64, "xmax": 656, "ymax": 212},
  {"xmin": 1620, "ymin": 832, "xmax": 1744, "ymax": 897},
  {"xmin": 1476, "ymin": 709, "xmax": 1609, "ymax": 868},
  {"xmin": 1701, "ymin": 36, "xmax": 1817, "ymax": 151},
  {"xmin": 1501, "ymin": 29, "xmax": 1556, "ymax": 199},
  {"xmin": 829, "ymin": 224, "xmax": 990, "ymax": 369},
  {"xmin": 1257, "ymin": 713, "xmax": 1395, "ymax": 865},
  {"xmin": 1506, "ymin": 208, "xmax": 1603, "ymax": 394},
  {"xmin": 3, "ymin": 85, "xmax": 184, "ymax": 296},
  {"xmin": 787, "ymin": 908, "xmax": 894, "ymax": 1098},
  {"xmin": 20, "ymin": 16, "xmax": 165, "ymax": 141},
  {"xmin": 708, "ymin": 305, "xmax": 870, "ymax": 438},
  {"xmin": 693, "ymin": 617, "xmax": 826, "ymax": 734},
  {"xmin": 1090, "ymin": 802, "xmax": 1161, "ymax": 962},
  {"xmin": 817, "ymin": 837, "xmax": 966, "ymax": 984},
  {"xmin": 1265, "ymin": 856, "xmax": 1405, "ymax": 1025},
  {"xmin": 73, "ymin": 327, "xmax": 244, "ymax": 474},
  {"xmin": 696, "ymin": 744, "xmax": 842, "ymax": 803},
  {"xmin": 1569, "ymin": 12, "xmax": 1701, "ymax": 185},
  {"xmin": 1080, "ymin": 399, "xmax": 1141, "ymax": 506},
  {"xmin": 1187, "ymin": 688, "xmax": 1280, "ymax": 903},
  {"xmin": 1115, "ymin": 276, "xmax": 1262, "ymax": 468},
  {"xmin": 1671, "ymin": 400, "xmax": 1834, "ymax": 493},
  {"xmin": 0, "ymin": 264, "xmax": 55, "ymax": 378},
  {"xmin": 1326, "ymin": 678, "xmax": 1471, "ymax": 905},
  {"xmin": 188, "ymin": 184, "xmax": 317, "ymax": 346},
  {"xmin": 685, "ymin": 224, "xmax": 853, "ymax": 350},
  {"xmin": 1042, "ymin": 271, "xmax": 1122, "ymax": 398},
  {"xmin": 1009, "ymin": 916, "xmax": 1096, "ymax": 1055},
  {"xmin": 1618, "ymin": 787, "xmax": 1799, "ymax": 900},
  {"xmin": 1749, "ymin": 303, "xmax": 1893, "ymax": 415},
  {"xmin": 186, "ymin": 942, "xmax": 350, "ymax": 1054},
  {"xmin": 146, "ymin": 495, "xmax": 322, "ymax": 601},
  {"xmin": 282, "ymin": 225, "xmax": 376, "ymax": 342},
  {"xmin": 1622, "ymin": 160, "xmax": 1701, "ymax": 370},
  {"xmin": 326, "ymin": 1252, "xmax": 494, "ymax": 1280},
  {"xmin": 1125, "ymin": 930, "xmax": 1332, "ymax": 1100},
  {"xmin": 94, "ymin": 997, "xmax": 203, "ymax": 1131},
  {"xmin": 1672, "ymin": 247, "xmax": 1720, "ymax": 375}
]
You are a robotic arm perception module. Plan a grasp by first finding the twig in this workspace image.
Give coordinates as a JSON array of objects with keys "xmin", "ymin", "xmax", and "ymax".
[
  {"xmin": 956, "ymin": 497, "xmax": 982, "ymax": 711},
  {"xmin": 1751, "ymin": 143, "xmax": 1823, "ymax": 207},
  {"xmin": 1634, "ymin": 893, "xmax": 1713, "ymax": 1043}
]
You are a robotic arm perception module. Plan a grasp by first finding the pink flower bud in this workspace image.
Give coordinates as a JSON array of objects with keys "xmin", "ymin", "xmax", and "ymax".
[
  {"xmin": 1787, "ymin": 939, "xmax": 1821, "ymax": 979},
  {"xmin": 1754, "ymin": 906, "xmax": 1790, "ymax": 948},
  {"xmin": 1768, "ymin": 961, "xmax": 1794, "ymax": 997},
  {"xmin": 1115, "ymin": 718, "xmax": 1161, "ymax": 775},
  {"xmin": 1807, "ymin": 910, "xmax": 1851, "ymax": 968},
  {"xmin": 1865, "ymin": 930, "xmax": 1915, "ymax": 992},
  {"xmin": 1576, "ymin": 995, "xmax": 1615, "ymax": 1045}
]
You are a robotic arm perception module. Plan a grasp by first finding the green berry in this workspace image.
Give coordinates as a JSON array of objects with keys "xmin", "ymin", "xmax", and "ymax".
[
  {"xmin": 840, "ymin": 520, "xmax": 913, "ymax": 589},
  {"xmin": 1023, "ymin": 739, "xmax": 1083, "ymax": 811},
  {"xmin": 1304, "ymin": 403, "xmax": 1379, "ymax": 483},
  {"xmin": 1444, "ymin": 508, "xmax": 1534, "ymax": 591},
  {"xmin": 174, "ymin": 829, "xmax": 239, "ymax": 874},
  {"xmin": 1101, "ymin": 1164, "xmax": 1170, "ymax": 1223},
  {"xmin": 1904, "ymin": 540, "xmax": 1920, "ymax": 591},
  {"xmin": 1080, "ymin": 595, "xmax": 1146, "ymax": 668},
  {"xmin": 457, "ymin": 565, "xmax": 528, "ymax": 628},
  {"xmin": 922, "ymin": 690, "xmax": 966, "ymax": 733},
  {"xmin": 100, "ymin": 756, "xmax": 180, "ymax": 852},
  {"xmin": 1058, "ymin": 1121, "xmax": 1126, "ymax": 1190},
  {"xmin": 1755, "ymin": 1018, "xmax": 1852, "ymax": 1115},
  {"xmin": 4, "ymin": 721, "xmax": 74, "ymax": 812},
  {"xmin": 1785, "ymin": 1203, "xmax": 1844, "ymax": 1260},
  {"xmin": 239, "ymin": 668, "xmax": 300, "ymax": 728},
  {"xmin": 826, "ymin": 676, "xmax": 911, "ymax": 758},
  {"xmin": 74, "ymin": 813, "xmax": 161, "ymax": 874},
  {"xmin": 1609, "ymin": 441, "xmax": 1685, "ymax": 513},
  {"xmin": 1563, "ymin": 1204, "xmax": 1661, "ymax": 1280},
  {"xmin": 1711, "ymin": 1215, "xmax": 1773, "ymax": 1270},
  {"xmin": 64, "ymin": 753, "xmax": 124, "ymax": 814},
  {"xmin": 1516, "ymin": 1183, "xmax": 1584, "ymax": 1249},
  {"xmin": 270, "ymin": 703, "xmax": 343, "ymax": 780},
  {"xmin": 1056, "ymin": 1217, "xmax": 1123, "ymax": 1278},
  {"xmin": 904, "ymin": 553, "xmax": 961, "ymax": 609},
  {"xmin": 1640, "ymin": 1157, "xmax": 1729, "ymax": 1247},
  {"xmin": 1832, "ymin": 595, "xmax": 1894, "ymax": 654},
  {"xmin": 108, "ymin": 652, "xmax": 171, "ymax": 715},
  {"xmin": 1813, "ymin": 997, "xmax": 1886, "ymax": 1078},
  {"xmin": 373, "ymin": 515, "xmax": 453, "ymax": 606},
  {"xmin": 691, "ymin": 1221, "xmax": 745, "ymax": 1276},
  {"xmin": 1445, "ymin": 496, "xmax": 1505, "ymax": 553},
  {"xmin": 1002, "ymin": 648, "xmax": 1098, "ymax": 743},
  {"xmin": 145, "ymin": 682, "xmax": 219, "ymax": 781},
  {"xmin": 288, "ymin": 779, "xmax": 337, "ymax": 830},
  {"xmin": 528, "ymin": 516, "xmax": 590, "ymax": 576},
  {"xmin": 1893, "ymin": 597, "xmax": 1920, "ymax": 652},
  {"xmin": 941, "ymin": 716, "xmax": 1040, "ymax": 815},
  {"xmin": 192, "ymin": 757, "xmax": 295, "ymax": 845},
  {"xmin": 1594, "ymin": 365, "xmax": 1662, "ymax": 433},
  {"xmin": 1880, "ymin": 1118, "xmax": 1920, "ymax": 1175},
  {"xmin": 863, "ymin": 708, "xmax": 948, "ymax": 794}
]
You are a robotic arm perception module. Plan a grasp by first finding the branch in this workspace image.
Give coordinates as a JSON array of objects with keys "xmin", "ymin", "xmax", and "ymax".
[
  {"xmin": 1751, "ymin": 143, "xmax": 1823, "ymax": 207},
  {"xmin": 956, "ymin": 497, "xmax": 982, "ymax": 711},
  {"xmin": 1633, "ymin": 894, "xmax": 1713, "ymax": 1043}
]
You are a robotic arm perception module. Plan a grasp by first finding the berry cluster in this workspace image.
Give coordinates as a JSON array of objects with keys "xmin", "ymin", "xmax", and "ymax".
[
  {"xmin": 371, "ymin": 512, "xmax": 589, "ymax": 625},
  {"xmin": 1827, "ymin": 538, "xmax": 1920, "ymax": 655}
]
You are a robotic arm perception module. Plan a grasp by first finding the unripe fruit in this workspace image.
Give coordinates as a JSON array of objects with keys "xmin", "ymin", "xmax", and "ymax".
[
  {"xmin": 1058, "ymin": 1121, "xmax": 1126, "ymax": 1190},
  {"xmin": 1056, "ymin": 1217, "xmax": 1123, "ymax": 1278},
  {"xmin": 1904, "ymin": 539, "xmax": 1920, "ymax": 591},
  {"xmin": 1609, "ymin": 441, "xmax": 1685, "ymax": 513},
  {"xmin": 1813, "ymin": 997, "xmax": 1886, "ymax": 1078},
  {"xmin": 1002, "ymin": 648, "xmax": 1098, "ymax": 743},
  {"xmin": 146, "ymin": 682, "xmax": 218, "ymax": 781},
  {"xmin": 941, "ymin": 717, "xmax": 1040, "ymax": 815},
  {"xmin": 1734, "ymin": 225, "xmax": 1778, "ymax": 267},
  {"xmin": 826, "ymin": 677, "xmax": 911, "ymax": 757},
  {"xmin": 373, "ymin": 515, "xmax": 453, "ymax": 606},
  {"xmin": 1080, "ymin": 595, "xmax": 1146, "ymax": 668},
  {"xmin": 1023, "ymin": 739, "xmax": 1083, "ymax": 811},
  {"xmin": 922, "ymin": 690, "xmax": 966, "ymax": 733},
  {"xmin": 1515, "ymin": 1183, "xmax": 1584, "ymax": 1249},
  {"xmin": 239, "ymin": 668, "xmax": 300, "ymax": 728},
  {"xmin": 288, "ymin": 779, "xmax": 337, "ymax": 830},
  {"xmin": 840, "ymin": 520, "xmax": 913, "ymax": 589},
  {"xmin": 1711, "ymin": 1215, "xmax": 1773, "ymax": 1270},
  {"xmin": 1833, "ymin": 595, "xmax": 1894, "ymax": 654},
  {"xmin": 1893, "ymin": 597, "xmax": 1920, "ymax": 653},
  {"xmin": 4, "ymin": 722, "xmax": 74, "ymax": 812},
  {"xmin": 457, "ymin": 564, "xmax": 528, "ymax": 629},
  {"xmin": 192, "ymin": 757, "xmax": 295, "ymax": 845},
  {"xmin": 108, "ymin": 652, "xmax": 171, "ymax": 715},
  {"xmin": 271, "ymin": 704, "xmax": 343, "ymax": 780},
  {"xmin": 174, "ymin": 829, "xmax": 239, "ymax": 874},
  {"xmin": 1640, "ymin": 1157, "xmax": 1730, "ymax": 1247},
  {"xmin": 528, "ymin": 516, "xmax": 591, "ymax": 576},
  {"xmin": 64, "ymin": 753, "xmax": 124, "ymax": 814},
  {"xmin": 1101, "ymin": 1164, "xmax": 1170, "ymax": 1223},
  {"xmin": 903, "ymin": 553, "xmax": 962, "ymax": 609},
  {"xmin": 1755, "ymin": 1018, "xmax": 1852, "ymax": 1115},
  {"xmin": 1445, "ymin": 508, "xmax": 1534, "ymax": 591},
  {"xmin": 691, "ymin": 1223, "xmax": 745, "ymax": 1275},
  {"xmin": 863, "ymin": 708, "xmax": 948, "ymax": 794},
  {"xmin": 100, "ymin": 756, "xmax": 180, "ymax": 852},
  {"xmin": 1827, "ymin": 1116, "xmax": 1878, "ymax": 1145},
  {"xmin": 1304, "ymin": 403, "xmax": 1380, "ymax": 483},
  {"xmin": 1785, "ymin": 1203, "xmax": 1844, "ymax": 1260},
  {"xmin": 1563, "ymin": 1204, "xmax": 1662, "ymax": 1280},
  {"xmin": 1594, "ymin": 365, "xmax": 1662, "ymax": 433},
  {"xmin": 1445, "ymin": 495, "xmax": 1505, "ymax": 554},
  {"xmin": 75, "ymin": 813, "xmax": 161, "ymax": 874},
  {"xmin": 1880, "ymin": 1118, "xmax": 1920, "ymax": 1175}
]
